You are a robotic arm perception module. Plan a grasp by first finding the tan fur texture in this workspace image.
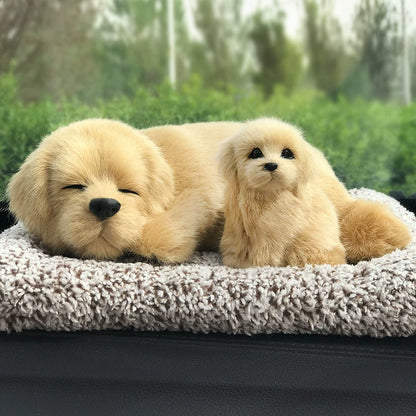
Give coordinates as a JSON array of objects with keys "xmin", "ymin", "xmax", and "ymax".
[
  {"xmin": 218, "ymin": 118, "xmax": 346, "ymax": 267},
  {"xmin": 7, "ymin": 119, "xmax": 238, "ymax": 262},
  {"xmin": 7, "ymin": 118, "xmax": 411, "ymax": 265},
  {"xmin": 339, "ymin": 199, "xmax": 412, "ymax": 263}
]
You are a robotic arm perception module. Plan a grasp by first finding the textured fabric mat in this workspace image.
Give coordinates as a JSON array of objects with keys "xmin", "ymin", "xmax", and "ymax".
[{"xmin": 1, "ymin": 188, "xmax": 415, "ymax": 336}]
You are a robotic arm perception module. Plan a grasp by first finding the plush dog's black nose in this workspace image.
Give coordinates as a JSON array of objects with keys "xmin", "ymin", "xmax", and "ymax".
[
  {"xmin": 264, "ymin": 162, "xmax": 278, "ymax": 172},
  {"xmin": 89, "ymin": 198, "xmax": 121, "ymax": 221}
]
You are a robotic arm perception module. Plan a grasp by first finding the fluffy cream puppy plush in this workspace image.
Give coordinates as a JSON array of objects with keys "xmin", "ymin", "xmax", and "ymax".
[
  {"xmin": 7, "ymin": 119, "xmax": 239, "ymax": 262},
  {"xmin": 218, "ymin": 118, "xmax": 411, "ymax": 267},
  {"xmin": 218, "ymin": 118, "xmax": 346, "ymax": 267}
]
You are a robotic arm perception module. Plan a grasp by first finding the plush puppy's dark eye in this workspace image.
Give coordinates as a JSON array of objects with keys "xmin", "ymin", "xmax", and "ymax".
[
  {"xmin": 248, "ymin": 148, "xmax": 264, "ymax": 159},
  {"xmin": 63, "ymin": 184, "xmax": 86, "ymax": 190},
  {"xmin": 119, "ymin": 189, "xmax": 140, "ymax": 196},
  {"xmin": 281, "ymin": 148, "xmax": 295, "ymax": 159}
]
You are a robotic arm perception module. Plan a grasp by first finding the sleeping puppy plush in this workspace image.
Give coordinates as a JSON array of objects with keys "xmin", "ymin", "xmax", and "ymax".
[
  {"xmin": 7, "ymin": 118, "xmax": 239, "ymax": 262},
  {"xmin": 218, "ymin": 118, "xmax": 411, "ymax": 268},
  {"xmin": 218, "ymin": 118, "xmax": 346, "ymax": 268}
]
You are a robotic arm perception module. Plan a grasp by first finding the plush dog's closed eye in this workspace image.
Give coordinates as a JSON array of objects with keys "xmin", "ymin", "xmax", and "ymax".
[
  {"xmin": 63, "ymin": 184, "xmax": 86, "ymax": 190},
  {"xmin": 119, "ymin": 189, "xmax": 140, "ymax": 196}
]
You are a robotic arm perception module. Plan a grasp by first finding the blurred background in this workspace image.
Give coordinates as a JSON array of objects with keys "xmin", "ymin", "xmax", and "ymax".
[{"xmin": 0, "ymin": 0, "xmax": 415, "ymax": 197}]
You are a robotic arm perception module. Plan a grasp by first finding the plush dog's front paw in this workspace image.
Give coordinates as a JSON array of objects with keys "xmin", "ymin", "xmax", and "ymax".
[
  {"xmin": 133, "ymin": 217, "xmax": 197, "ymax": 264},
  {"xmin": 285, "ymin": 244, "xmax": 346, "ymax": 267}
]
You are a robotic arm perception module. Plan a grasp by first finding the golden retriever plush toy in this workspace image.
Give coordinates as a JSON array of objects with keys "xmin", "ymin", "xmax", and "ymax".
[
  {"xmin": 7, "ymin": 118, "xmax": 411, "ymax": 265},
  {"xmin": 218, "ymin": 118, "xmax": 411, "ymax": 267},
  {"xmin": 6, "ymin": 119, "xmax": 238, "ymax": 262}
]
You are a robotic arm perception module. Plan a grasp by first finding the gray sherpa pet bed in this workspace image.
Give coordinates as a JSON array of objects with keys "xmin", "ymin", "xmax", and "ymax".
[{"xmin": 0, "ymin": 188, "xmax": 415, "ymax": 337}]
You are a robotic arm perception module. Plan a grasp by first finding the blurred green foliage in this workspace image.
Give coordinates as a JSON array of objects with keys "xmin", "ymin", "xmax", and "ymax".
[
  {"xmin": 1, "ymin": 72, "xmax": 415, "ymax": 200},
  {"xmin": 250, "ymin": 11, "xmax": 303, "ymax": 97},
  {"xmin": 2, "ymin": 0, "xmax": 409, "ymax": 105}
]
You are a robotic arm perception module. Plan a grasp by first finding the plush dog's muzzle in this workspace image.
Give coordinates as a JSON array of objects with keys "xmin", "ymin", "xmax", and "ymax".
[{"xmin": 89, "ymin": 198, "xmax": 121, "ymax": 221}]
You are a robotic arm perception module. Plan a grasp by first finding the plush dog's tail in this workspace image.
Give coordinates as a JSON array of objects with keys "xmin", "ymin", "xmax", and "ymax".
[{"xmin": 339, "ymin": 199, "xmax": 412, "ymax": 263}]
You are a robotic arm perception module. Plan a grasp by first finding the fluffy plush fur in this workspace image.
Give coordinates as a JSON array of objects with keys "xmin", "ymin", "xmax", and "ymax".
[
  {"xmin": 7, "ymin": 119, "xmax": 238, "ymax": 262},
  {"xmin": 218, "ymin": 118, "xmax": 346, "ymax": 267},
  {"xmin": 7, "ymin": 118, "xmax": 411, "ymax": 265},
  {"xmin": 218, "ymin": 118, "xmax": 411, "ymax": 267}
]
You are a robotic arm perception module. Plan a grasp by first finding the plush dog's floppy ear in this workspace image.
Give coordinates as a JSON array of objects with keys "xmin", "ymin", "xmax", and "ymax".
[
  {"xmin": 6, "ymin": 146, "xmax": 51, "ymax": 236},
  {"xmin": 298, "ymin": 147, "xmax": 315, "ymax": 183},
  {"xmin": 217, "ymin": 137, "xmax": 238, "ymax": 183},
  {"xmin": 142, "ymin": 139, "xmax": 175, "ymax": 214}
]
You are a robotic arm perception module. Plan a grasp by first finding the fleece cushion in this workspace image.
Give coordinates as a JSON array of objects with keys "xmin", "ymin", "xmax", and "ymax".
[{"xmin": 0, "ymin": 188, "xmax": 415, "ymax": 337}]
